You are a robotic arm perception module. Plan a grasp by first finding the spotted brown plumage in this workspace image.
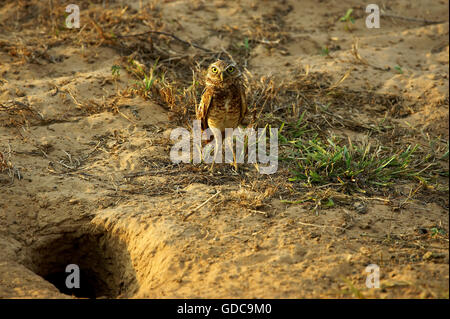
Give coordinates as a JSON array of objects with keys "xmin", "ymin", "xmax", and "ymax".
[{"xmin": 196, "ymin": 60, "xmax": 247, "ymax": 135}]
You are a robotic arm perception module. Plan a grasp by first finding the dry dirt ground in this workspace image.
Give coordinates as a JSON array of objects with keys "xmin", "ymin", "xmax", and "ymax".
[{"xmin": 0, "ymin": 0, "xmax": 448, "ymax": 299}]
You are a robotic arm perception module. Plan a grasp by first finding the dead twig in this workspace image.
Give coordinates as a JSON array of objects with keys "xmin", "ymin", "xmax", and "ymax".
[
  {"xmin": 115, "ymin": 30, "xmax": 213, "ymax": 53},
  {"xmin": 297, "ymin": 221, "xmax": 347, "ymax": 231},
  {"xmin": 183, "ymin": 190, "xmax": 221, "ymax": 221},
  {"xmin": 381, "ymin": 11, "xmax": 445, "ymax": 25},
  {"xmin": 351, "ymin": 39, "xmax": 390, "ymax": 71},
  {"xmin": 327, "ymin": 68, "xmax": 352, "ymax": 91}
]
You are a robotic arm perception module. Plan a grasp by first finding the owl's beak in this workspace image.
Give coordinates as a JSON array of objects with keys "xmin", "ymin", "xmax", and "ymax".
[{"xmin": 220, "ymin": 72, "xmax": 224, "ymax": 81}]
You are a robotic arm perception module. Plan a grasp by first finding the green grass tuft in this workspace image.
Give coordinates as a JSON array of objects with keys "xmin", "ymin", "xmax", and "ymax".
[{"xmin": 278, "ymin": 114, "xmax": 448, "ymax": 189}]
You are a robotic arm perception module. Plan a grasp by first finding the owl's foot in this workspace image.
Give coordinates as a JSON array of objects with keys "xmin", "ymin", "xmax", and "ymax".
[
  {"xmin": 230, "ymin": 164, "xmax": 240, "ymax": 176},
  {"xmin": 209, "ymin": 161, "xmax": 215, "ymax": 173},
  {"xmin": 231, "ymin": 160, "xmax": 238, "ymax": 172}
]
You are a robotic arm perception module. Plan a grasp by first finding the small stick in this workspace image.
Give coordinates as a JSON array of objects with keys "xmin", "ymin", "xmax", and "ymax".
[
  {"xmin": 113, "ymin": 105, "xmax": 136, "ymax": 124},
  {"xmin": 356, "ymin": 196, "xmax": 391, "ymax": 203},
  {"xmin": 183, "ymin": 190, "xmax": 221, "ymax": 221},
  {"xmin": 63, "ymin": 150, "xmax": 73, "ymax": 166},
  {"xmin": 115, "ymin": 30, "xmax": 213, "ymax": 53},
  {"xmin": 249, "ymin": 209, "xmax": 270, "ymax": 217},
  {"xmin": 57, "ymin": 160, "xmax": 75, "ymax": 170},
  {"xmin": 381, "ymin": 11, "xmax": 444, "ymax": 25},
  {"xmin": 220, "ymin": 46, "xmax": 236, "ymax": 64},
  {"xmin": 256, "ymin": 39, "xmax": 281, "ymax": 45},
  {"xmin": 297, "ymin": 221, "xmax": 347, "ymax": 231},
  {"xmin": 64, "ymin": 88, "xmax": 83, "ymax": 108}
]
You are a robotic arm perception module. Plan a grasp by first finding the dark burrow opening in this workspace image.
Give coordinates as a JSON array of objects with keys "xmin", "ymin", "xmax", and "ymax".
[
  {"xmin": 26, "ymin": 227, "xmax": 138, "ymax": 299},
  {"xmin": 43, "ymin": 268, "xmax": 99, "ymax": 298}
]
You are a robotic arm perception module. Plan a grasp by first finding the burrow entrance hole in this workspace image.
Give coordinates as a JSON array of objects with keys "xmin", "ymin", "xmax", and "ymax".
[{"xmin": 26, "ymin": 228, "xmax": 137, "ymax": 299}]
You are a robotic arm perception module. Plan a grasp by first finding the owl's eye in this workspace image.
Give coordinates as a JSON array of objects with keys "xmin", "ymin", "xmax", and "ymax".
[
  {"xmin": 211, "ymin": 66, "xmax": 218, "ymax": 73},
  {"xmin": 227, "ymin": 66, "xmax": 235, "ymax": 73}
]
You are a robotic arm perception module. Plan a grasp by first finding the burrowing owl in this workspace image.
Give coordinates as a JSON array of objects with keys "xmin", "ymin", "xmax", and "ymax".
[{"xmin": 196, "ymin": 60, "xmax": 247, "ymax": 137}]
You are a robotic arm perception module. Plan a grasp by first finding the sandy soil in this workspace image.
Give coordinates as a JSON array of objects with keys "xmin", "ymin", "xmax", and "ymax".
[{"xmin": 0, "ymin": 0, "xmax": 448, "ymax": 298}]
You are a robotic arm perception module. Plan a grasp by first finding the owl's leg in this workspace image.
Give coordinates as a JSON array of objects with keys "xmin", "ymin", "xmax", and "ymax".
[
  {"xmin": 223, "ymin": 131, "xmax": 239, "ymax": 172},
  {"xmin": 209, "ymin": 135, "xmax": 216, "ymax": 172},
  {"xmin": 208, "ymin": 129, "xmax": 223, "ymax": 173},
  {"xmin": 202, "ymin": 132, "xmax": 213, "ymax": 146},
  {"xmin": 199, "ymin": 127, "xmax": 216, "ymax": 172},
  {"xmin": 230, "ymin": 140, "xmax": 238, "ymax": 172}
]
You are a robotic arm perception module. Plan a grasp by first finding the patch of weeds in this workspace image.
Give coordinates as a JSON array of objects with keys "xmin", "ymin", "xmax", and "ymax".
[
  {"xmin": 430, "ymin": 227, "xmax": 447, "ymax": 237},
  {"xmin": 339, "ymin": 8, "xmax": 355, "ymax": 31},
  {"xmin": 142, "ymin": 59, "xmax": 159, "ymax": 92},
  {"xmin": 320, "ymin": 46, "xmax": 330, "ymax": 57},
  {"xmin": 233, "ymin": 37, "xmax": 251, "ymax": 56},
  {"xmin": 120, "ymin": 56, "xmax": 201, "ymax": 124},
  {"xmin": 340, "ymin": 278, "xmax": 366, "ymax": 299},
  {"xmin": 441, "ymin": 148, "xmax": 449, "ymax": 160},
  {"xmin": 340, "ymin": 8, "xmax": 355, "ymax": 23},
  {"xmin": 394, "ymin": 65, "xmax": 403, "ymax": 74},
  {"xmin": 124, "ymin": 58, "xmax": 161, "ymax": 96},
  {"xmin": 243, "ymin": 37, "xmax": 250, "ymax": 51},
  {"xmin": 280, "ymin": 188, "xmax": 348, "ymax": 212},
  {"xmin": 278, "ymin": 114, "xmax": 446, "ymax": 191},
  {"xmin": 111, "ymin": 65, "xmax": 121, "ymax": 77}
]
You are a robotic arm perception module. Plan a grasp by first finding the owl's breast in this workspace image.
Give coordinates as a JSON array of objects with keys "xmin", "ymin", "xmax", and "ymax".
[{"xmin": 207, "ymin": 88, "xmax": 242, "ymax": 133}]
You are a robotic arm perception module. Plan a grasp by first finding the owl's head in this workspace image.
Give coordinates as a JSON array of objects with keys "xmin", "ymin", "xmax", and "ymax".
[{"xmin": 205, "ymin": 60, "xmax": 241, "ymax": 88}]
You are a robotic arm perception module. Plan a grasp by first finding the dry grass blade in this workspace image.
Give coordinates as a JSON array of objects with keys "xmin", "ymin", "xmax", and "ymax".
[
  {"xmin": 115, "ymin": 30, "xmax": 214, "ymax": 53},
  {"xmin": 183, "ymin": 190, "xmax": 221, "ymax": 221},
  {"xmin": 327, "ymin": 68, "xmax": 352, "ymax": 91},
  {"xmin": 351, "ymin": 38, "xmax": 390, "ymax": 71},
  {"xmin": 351, "ymin": 39, "xmax": 369, "ymax": 65}
]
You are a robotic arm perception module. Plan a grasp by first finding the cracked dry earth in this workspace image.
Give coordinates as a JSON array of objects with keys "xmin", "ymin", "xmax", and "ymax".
[{"xmin": 0, "ymin": 0, "xmax": 449, "ymax": 298}]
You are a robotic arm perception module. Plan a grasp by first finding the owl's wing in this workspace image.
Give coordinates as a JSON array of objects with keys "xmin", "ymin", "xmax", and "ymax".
[
  {"xmin": 197, "ymin": 88, "xmax": 213, "ymax": 130},
  {"xmin": 239, "ymin": 85, "xmax": 247, "ymax": 124}
]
